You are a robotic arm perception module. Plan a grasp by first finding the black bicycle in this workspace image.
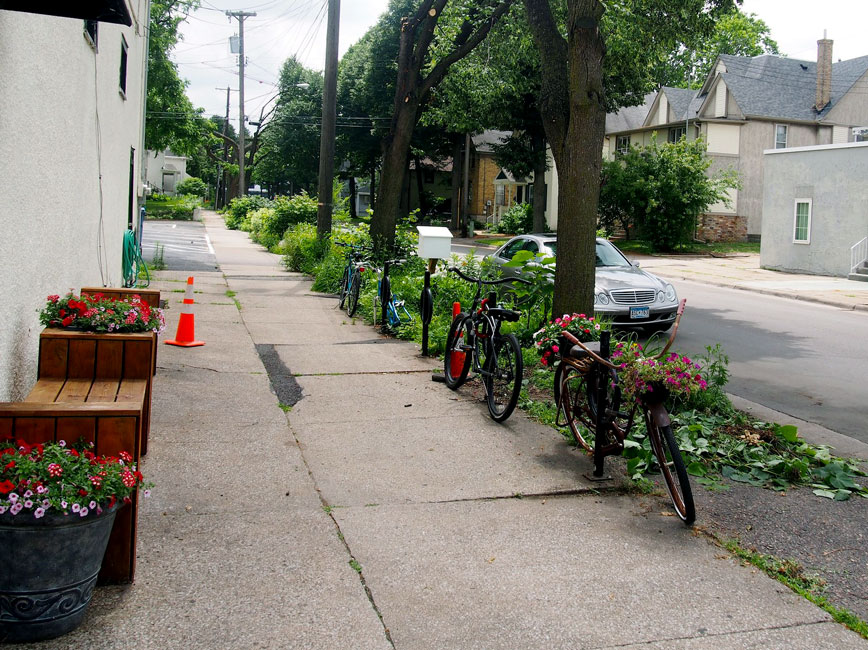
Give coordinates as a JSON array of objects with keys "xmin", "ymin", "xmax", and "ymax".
[{"xmin": 443, "ymin": 267, "xmax": 530, "ymax": 422}]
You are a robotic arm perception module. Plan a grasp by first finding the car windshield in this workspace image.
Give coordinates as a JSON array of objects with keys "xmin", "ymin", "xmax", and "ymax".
[
  {"xmin": 538, "ymin": 240, "xmax": 628, "ymax": 267},
  {"xmin": 595, "ymin": 240, "xmax": 631, "ymax": 267}
]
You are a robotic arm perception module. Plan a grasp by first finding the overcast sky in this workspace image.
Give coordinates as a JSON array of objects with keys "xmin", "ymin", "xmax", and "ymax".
[{"xmin": 173, "ymin": 0, "xmax": 865, "ymax": 126}]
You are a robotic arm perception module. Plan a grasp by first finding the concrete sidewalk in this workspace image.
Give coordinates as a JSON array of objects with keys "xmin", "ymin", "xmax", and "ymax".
[{"xmin": 37, "ymin": 214, "xmax": 866, "ymax": 649}]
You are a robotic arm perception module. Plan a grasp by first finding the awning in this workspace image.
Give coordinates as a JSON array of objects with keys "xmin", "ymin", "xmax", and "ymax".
[{"xmin": 0, "ymin": 0, "xmax": 132, "ymax": 26}]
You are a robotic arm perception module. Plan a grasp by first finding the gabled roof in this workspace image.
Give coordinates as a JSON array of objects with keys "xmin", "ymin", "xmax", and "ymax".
[
  {"xmin": 661, "ymin": 87, "xmax": 700, "ymax": 121},
  {"xmin": 605, "ymin": 92, "xmax": 656, "ymax": 133},
  {"xmin": 713, "ymin": 53, "xmax": 868, "ymax": 121}
]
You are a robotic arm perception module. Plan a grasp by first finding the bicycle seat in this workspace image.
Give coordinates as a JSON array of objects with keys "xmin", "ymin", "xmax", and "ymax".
[
  {"xmin": 559, "ymin": 337, "xmax": 601, "ymax": 360},
  {"xmin": 485, "ymin": 307, "xmax": 521, "ymax": 322}
]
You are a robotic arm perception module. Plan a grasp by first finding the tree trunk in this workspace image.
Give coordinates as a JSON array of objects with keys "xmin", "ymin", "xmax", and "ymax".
[
  {"xmin": 452, "ymin": 134, "xmax": 464, "ymax": 232},
  {"xmin": 525, "ymin": 0, "xmax": 605, "ymax": 317},
  {"xmin": 370, "ymin": 165, "xmax": 376, "ymax": 213},
  {"xmin": 414, "ymin": 155, "xmax": 427, "ymax": 219},
  {"xmin": 371, "ymin": 104, "xmax": 417, "ymax": 249},
  {"xmin": 531, "ymin": 131, "xmax": 548, "ymax": 232},
  {"xmin": 348, "ymin": 176, "xmax": 357, "ymax": 220}
]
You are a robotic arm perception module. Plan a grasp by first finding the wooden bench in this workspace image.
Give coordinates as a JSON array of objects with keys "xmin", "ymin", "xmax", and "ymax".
[
  {"xmin": 0, "ymin": 328, "xmax": 156, "ymax": 583},
  {"xmin": 80, "ymin": 287, "xmax": 161, "ymax": 378},
  {"xmin": 0, "ymin": 403, "xmax": 143, "ymax": 584}
]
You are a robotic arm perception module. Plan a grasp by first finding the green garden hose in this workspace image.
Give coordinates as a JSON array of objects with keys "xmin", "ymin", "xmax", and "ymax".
[{"xmin": 122, "ymin": 229, "xmax": 150, "ymax": 288}]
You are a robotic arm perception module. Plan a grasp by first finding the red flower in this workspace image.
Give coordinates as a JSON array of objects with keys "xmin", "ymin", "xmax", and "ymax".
[
  {"xmin": 78, "ymin": 489, "xmax": 88, "ymax": 496},
  {"xmin": 4, "ymin": 460, "xmax": 15, "ymax": 471},
  {"xmin": 47, "ymin": 463, "xmax": 63, "ymax": 477},
  {"xmin": 62, "ymin": 316, "xmax": 74, "ymax": 327},
  {"xmin": 119, "ymin": 451, "xmax": 132, "ymax": 463},
  {"xmin": 69, "ymin": 449, "xmax": 80, "ymax": 457},
  {"xmin": 59, "ymin": 308, "xmax": 66, "ymax": 317},
  {"xmin": 0, "ymin": 480, "xmax": 14, "ymax": 494}
]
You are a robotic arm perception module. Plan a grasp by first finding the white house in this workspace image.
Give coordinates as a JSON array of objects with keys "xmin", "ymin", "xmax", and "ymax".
[
  {"xmin": 0, "ymin": 2, "xmax": 149, "ymax": 400},
  {"xmin": 145, "ymin": 149, "xmax": 189, "ymax": 195}
]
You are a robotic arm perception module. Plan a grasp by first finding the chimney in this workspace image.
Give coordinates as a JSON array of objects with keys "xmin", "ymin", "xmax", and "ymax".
[{"xmin": 815, "ymin": 31, "xmax": 833, "ymax": 112}]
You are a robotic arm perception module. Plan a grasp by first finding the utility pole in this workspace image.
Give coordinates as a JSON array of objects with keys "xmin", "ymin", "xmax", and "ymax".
[
  {"xmin": 316, "ymin": 0, "xmax": 340, "ymax": 239},
  {"xmin": 215, "ymin": 86, "xmax": 233, "ymax": 208},
  {"xmin": 226, "ymin": 10, "xmax": 256, "ymax": 196}
]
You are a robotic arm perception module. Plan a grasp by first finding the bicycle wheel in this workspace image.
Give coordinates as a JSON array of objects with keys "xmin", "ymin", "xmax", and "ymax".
[
  {"xmin": 338, "ymin": 265, "xmax": 349, "ymax": 308},
  {"xmin": 555, "ymin": 362, "xmax": 594, "ymax": 452},
  {"xmin": 647, "ymin": 422, "xmax": 695, "ymax": 525},
  {"xmin": 444, "ymin": 313, "xmax": 472, "ymax": 389},
  {"xmin": 484, "ymin": 333, "xmax": 522, "ymax": 422},
  {"xmin": 346, "ymin": 270, "xmax": 361, "ymax": 317}
]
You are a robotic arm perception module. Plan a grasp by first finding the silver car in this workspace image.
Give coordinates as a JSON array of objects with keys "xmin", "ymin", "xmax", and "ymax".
[{"xmin": 491, "ymin": 233, "xmax": 679, "ymax": 332}]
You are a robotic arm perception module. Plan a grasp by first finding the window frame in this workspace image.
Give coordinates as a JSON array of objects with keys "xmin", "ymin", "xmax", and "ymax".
[
  {"xmin": 668, "ymin": 126, "xmax": 686, "ymax": 143},
  {"xmin": 775, "ymin": 124, "xmax": 788, "ymax": 149},
  {"xmin": 83, "ymin": 20, "xmax": 98, "ymax": 50},
  {"xmin": 616, "ymin": 135, "xmax": 630, "ymax": 155},
  {"xmin": 119, "ymin": 34, "xmax": 129, "ymax": 99},
  {"xmin": 852, "ymin": 126, "xmax": 868, "ymax": 142},
  {"xmin": 793, "ymin": 198, "xmax": 812, "ymax": 244}
]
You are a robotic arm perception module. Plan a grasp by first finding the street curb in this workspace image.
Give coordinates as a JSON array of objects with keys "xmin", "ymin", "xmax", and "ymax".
[{"xmin": 728, "ymin": 393, "xmax": 868, "ymax": 463}]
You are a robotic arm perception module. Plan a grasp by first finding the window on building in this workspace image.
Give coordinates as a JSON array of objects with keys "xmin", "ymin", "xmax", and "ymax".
[
  {"xmin": 83, "ymin": 20, "xmax": 98, "ymax": 50},
  {"xmin": 616, "ymin": 135, "xmax": 630, "ymax": 155},
  {"xmin": 668, "ymin": 126, "xmax": 686, "ymax": 143},
  {"xmin": 775, "ymin": 124, "xmax": 788, "ymax": 149},
  {"xmin": 793, "ymin": 199, "xmax": 811, "ymax": 244},
  {"xmin": 852, "ymin": 127, "xmax": 868, "ymax": 142},
  {"xmin": 119, "ymin": 35, "xmax": 129, "ymax": 98},
  {"xmin": 495, "ymin": 184, "xmax": 505, "ymax": 206}
]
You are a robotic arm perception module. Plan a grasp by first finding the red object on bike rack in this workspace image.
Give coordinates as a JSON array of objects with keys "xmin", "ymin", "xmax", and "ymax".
[{"xmin": 449, "ymin": 301, "xmax": 466, "ymax": 379}]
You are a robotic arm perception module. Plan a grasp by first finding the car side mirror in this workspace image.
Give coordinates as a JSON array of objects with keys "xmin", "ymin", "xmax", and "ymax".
[{"xmin": 632, "ymin": 260, "xmax": 640, "ymax": 268}]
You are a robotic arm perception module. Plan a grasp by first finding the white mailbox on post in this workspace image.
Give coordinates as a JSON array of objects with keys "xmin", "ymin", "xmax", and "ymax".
[{"xmin": 416, "ymin": 226, "xmax": 453, "ymax": 260}]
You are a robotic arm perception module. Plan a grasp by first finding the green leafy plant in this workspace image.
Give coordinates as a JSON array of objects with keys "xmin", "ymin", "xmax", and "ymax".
[
  {"xmin": 224, "ymin": 195, "xmax": 272, "ymax": 230},
  {"xmin": 176, "ymin": 176, "xmax": 208, "ymax": 197},
  {"xmin": 498, "ymin": 202, "xmax": 534, "ymax": 235},
  {"xmin": 503, "ymin": 249, "xmax": 556, "ymax": 339}
]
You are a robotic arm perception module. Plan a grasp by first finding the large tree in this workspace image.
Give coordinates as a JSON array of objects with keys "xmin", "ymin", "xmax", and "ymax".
[
  {"xmin": 370, "ymin": 0, "xmax": 514, "ymax": 251},
  {"xmin": 145, "ymin": 0, "xmax": 204, "ymax": 155},
  {"xmin": 522, "ymin": 0, "xmax": 737, "ymax": 317},
  {"xmin": 656, "ymin": 8, "xmax": 780, "ymax": 88}
]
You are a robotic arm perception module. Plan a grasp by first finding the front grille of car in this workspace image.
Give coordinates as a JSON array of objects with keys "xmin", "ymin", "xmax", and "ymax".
[{"xmin": 609, "ymin": 289, "xmax": 655, "ymax": 305}]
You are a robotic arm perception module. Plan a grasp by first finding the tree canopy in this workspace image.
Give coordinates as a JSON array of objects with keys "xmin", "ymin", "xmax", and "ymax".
[{"xmin": 145, "ymin": 0, "xmax": 205, "ymax": 155}]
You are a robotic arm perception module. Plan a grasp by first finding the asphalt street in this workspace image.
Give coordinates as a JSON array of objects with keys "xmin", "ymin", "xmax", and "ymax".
[{"xmin": 140, "ymin": 219, "xmax": 219, "ymax": 272}]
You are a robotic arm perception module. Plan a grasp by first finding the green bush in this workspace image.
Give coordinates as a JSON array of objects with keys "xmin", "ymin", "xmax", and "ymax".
[
  {"xmin": 144, "ymin": 195, "xmax": 201, "ymax": 220},
  {"xmin": 225, "ymin": 195, "xmax": 272, "ymax": 230},
  {"xmin": 271, "ymin": 192, "xmax": 318, "ymax": 236},
  {"xmin": 176, "ymin": 177, "xmax": 208, "ymax": 197},
  {"xmin": 498, "ymin": 203, "xmax": 533, "ymax": 235}
]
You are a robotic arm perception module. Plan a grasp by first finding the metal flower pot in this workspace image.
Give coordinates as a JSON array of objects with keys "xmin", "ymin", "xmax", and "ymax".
[{"xmin": 0, "ymin": 505, "xmax": 119, "ymax": 643}]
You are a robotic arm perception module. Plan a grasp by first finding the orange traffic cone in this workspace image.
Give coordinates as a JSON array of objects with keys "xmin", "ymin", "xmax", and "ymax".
[
  {"xmin": 448, "ymin": 301, "xmax": 465, "ymax": 379},
  {"xmin": 165, "ymin": 277, "xmax": 205, "ymax": 347}
]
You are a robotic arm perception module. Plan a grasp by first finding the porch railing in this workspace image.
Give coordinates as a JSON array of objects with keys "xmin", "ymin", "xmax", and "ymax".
[{"xmin": 852, "ymin": 237, "xmax": 868, "ymax": 274}]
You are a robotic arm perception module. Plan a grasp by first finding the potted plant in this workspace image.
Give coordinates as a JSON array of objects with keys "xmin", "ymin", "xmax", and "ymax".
[
  {"xmin": 0, "ymin": 439, "xmax": 150, "ymax": 643},
  {"xmin": 39, "ymin": 292, "xmax": 165, "ymax": 334}
]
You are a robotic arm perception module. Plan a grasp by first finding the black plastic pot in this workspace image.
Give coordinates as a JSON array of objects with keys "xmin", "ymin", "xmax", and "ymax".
[{"xmin": 0, "ymin": 504, "xmax": 119, "ymax": 643}]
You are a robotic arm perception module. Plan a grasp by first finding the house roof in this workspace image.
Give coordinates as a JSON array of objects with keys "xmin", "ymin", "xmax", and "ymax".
[
  {"xmin": 716, "ymin": 53, "xmax": 868, "ymax": 121},
  {"xmin": 472, "ymin": 130, "xmax": 511, "ymax": 153},
  {"xmin": 605, "ymin": 51, "xmax": 868, "ymax": 134},
  {"xmin": 605, "ymin": 93, "xmax": 656, "ymax": 133}
]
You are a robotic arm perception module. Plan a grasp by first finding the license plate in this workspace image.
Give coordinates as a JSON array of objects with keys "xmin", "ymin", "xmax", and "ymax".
[{"xmin": 630, "ymin": 306, "xmax": 650, "ymax": 319}]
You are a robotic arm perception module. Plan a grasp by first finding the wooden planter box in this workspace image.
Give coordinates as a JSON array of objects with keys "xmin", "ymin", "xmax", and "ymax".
[{"xmin": 0, "ymin": 328, "xmax": 156, "ymax": 583}]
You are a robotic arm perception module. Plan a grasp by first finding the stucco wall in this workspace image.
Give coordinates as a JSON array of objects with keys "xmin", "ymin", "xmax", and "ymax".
[
  {"xmin": 760, "ymin": 142, "xmax": 868, "ymax": 276},
  {"xmin": 0, "ymin": 8, "xmax": 147, "ymax": 400},
  {"xmin": 826, "ymin": 69, "xmax": 868, "ymax": 128}
]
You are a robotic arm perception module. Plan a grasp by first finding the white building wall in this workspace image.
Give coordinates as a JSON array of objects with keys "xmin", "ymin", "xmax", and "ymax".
[
  {"xmin": 761, "ymin": 142, "xmax": 868, "ymax": 276},
  {"xmin": 0, "ymin": 6, "xmax": 148, "ymax": 400}
]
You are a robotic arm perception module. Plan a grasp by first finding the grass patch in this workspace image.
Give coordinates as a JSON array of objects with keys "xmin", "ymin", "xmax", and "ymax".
[
  {"xmin": 724, "ymin": 540, "xmax": 868, "ymax": 639},
  {"xmin": 150, "ymin": 243, "xmax": 166, "ymax": 270},
  {"xmin": 615, "ymin": 239, "xmax": 760, "ymax": 256},
  {"xmin": 225, "ymin": 290, "xmax": 241, "ymax": 311},
  {"xmin": 278, "ymin": 403, "xmax": 292, "ymax": 413}
]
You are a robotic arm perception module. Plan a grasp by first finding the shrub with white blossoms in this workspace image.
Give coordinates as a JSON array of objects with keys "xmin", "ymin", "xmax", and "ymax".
[
  {"xmin": 0, "ymin": 440, "xmax": 150, "ymax": 519},
  {"xmin": 533, "ymin": 313, "xmax": 602, "ymax": 367}
]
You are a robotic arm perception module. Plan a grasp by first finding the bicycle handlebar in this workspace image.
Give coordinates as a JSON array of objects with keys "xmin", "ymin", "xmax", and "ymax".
[
  {"xmin": 560, "ymin": 331, "xmax": 619, "ymax": 370},
  {"xmin": 447, "ymin": 267, "xmax": 531, "ymax": 286}
]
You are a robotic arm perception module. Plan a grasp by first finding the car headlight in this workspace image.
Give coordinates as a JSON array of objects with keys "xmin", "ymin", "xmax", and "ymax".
[
  {"xmin": 656, "ymin": 291, "xmax": 665, "ymax": 303},
  {"xmin": 594, "ymin": 288, "xmax": 610, "ymax": 306},
  {"xmin": 664, "ymin": 284, "xmax": 677, "ymax": 302}
]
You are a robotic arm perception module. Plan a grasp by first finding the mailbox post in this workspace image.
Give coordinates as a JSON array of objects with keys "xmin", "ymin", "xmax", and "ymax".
[{"xmin": 416, "ymin": 226, "xmax": 453, "ymax": 355}]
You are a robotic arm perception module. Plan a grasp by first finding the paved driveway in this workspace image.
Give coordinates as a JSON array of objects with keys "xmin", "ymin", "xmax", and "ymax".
[{"xmin": 140, "ymin": 219, "xmax": 219, "ymax": 272}]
